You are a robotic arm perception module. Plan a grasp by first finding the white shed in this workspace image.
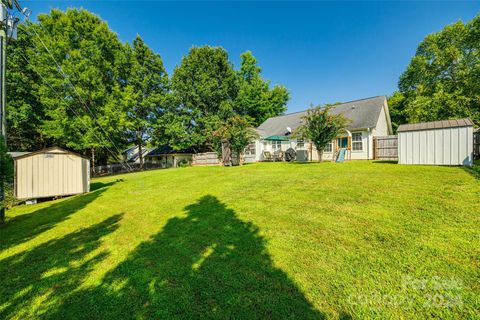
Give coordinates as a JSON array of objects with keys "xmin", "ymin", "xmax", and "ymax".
[
  {"xmin": 397, "ymin": 118, "xmax": 474, "ymax": 167},
  {"xmin": 11, "ymin": 147, "xmax": 90, "ymax": 200}
]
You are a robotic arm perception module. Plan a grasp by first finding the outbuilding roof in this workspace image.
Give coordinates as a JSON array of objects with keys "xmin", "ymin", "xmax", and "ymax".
[
  {"xmin": 397, "ymin": 118, "xmax": 474, "ymax": 133},
  {"xmin": 10, "ymin": 147, "xmax": 89, "ymax": 160},
  {"xmin": 8, "ymin": 151, "xmax": 32, "ymax": 158},
  {"xmin": 257, "ymin": 96, "xmax": 388, "ymax": 137}
]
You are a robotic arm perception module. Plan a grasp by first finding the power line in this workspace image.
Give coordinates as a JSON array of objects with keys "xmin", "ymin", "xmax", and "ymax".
[
  {"xmin": 22, "ymin": 21, "xmax": 133, "ymax": 171},
  {"xmin": 17, "ymin": 49, "xmax": 132, "ymax": 171},
  {"xmin": 25, "ymin": 20, "xmax": 131, "ymax": 168}
]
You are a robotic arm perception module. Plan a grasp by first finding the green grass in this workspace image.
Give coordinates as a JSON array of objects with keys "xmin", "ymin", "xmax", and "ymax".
[{"xmin": 1, "ymin": 161, "xmax": 479, "ymax": 319}]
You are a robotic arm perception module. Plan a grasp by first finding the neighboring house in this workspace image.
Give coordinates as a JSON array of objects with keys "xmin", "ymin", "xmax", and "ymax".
[
  {"xmin": 123, "ymin": 145, "xmax": 194, "ymax": 167},
  {"xmin": 123, "ymin": 145, "xmax": 153, "ymax": 163},
  {"xmin": 250, "ymin": 96, "xmax": 393, "ymax": 162},
  {"xmin": 144, "ymin": 145, "xmax": 194, "ymax": 168}
]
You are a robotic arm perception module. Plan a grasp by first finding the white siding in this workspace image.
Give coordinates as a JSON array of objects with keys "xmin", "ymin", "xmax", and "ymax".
[
  {"xmin": 374, "ymin": 102, "xmax": 391, "ymax": 136},
  {"xmin": 15, "ymin": 148, "xmax": 90, "ymax": 200},
  {"xmin": 398, "ymin": 127, "xmax": 473, "ymax": 166}
]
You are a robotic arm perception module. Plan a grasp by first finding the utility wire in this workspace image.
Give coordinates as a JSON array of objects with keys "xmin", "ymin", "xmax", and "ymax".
[
  {"xmin": 19, "ymin": 29, "xmax": 133, "ymax": 171},
  {"xmin": 17, "ymin": 49, "xmax": 131, "ymax": 171},
  {"xmin": 22, "ymin": 20, "xmax": 133, "ymax": 171},
  {"xmin": 23, "ymin": 21, "xmax": 132, "ymax": 170}
]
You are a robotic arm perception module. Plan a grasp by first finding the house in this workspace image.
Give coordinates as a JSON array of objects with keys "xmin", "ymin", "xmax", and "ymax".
[
  {"xmin": 123, "ymin": 145, "xmax": 153, "ymax": 163},
  {"xmin": 249, "ymin": 96, "xmax": 393, "ymax": 162},
  {"xmin": 144, "ymin": 145, "xmax": 194, "ymax": 168},
  {"xmin": 9, "ymin": 147, "xmax": 90, "ymax": 200},
  {"xmin": 123, "ymin": 145, "xmax": 194, "ymax": 168}
]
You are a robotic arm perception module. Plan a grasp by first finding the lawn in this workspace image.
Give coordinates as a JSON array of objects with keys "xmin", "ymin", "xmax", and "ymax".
[{"xmin": 1, "ymin": 161, "xmax": 479, "ymax": 319}]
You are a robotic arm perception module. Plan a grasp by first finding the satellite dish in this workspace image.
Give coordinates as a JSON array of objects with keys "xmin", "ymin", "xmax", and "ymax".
[{"xmin": 286, "ymin": 126, "xmax": 292, "ymax": 133}]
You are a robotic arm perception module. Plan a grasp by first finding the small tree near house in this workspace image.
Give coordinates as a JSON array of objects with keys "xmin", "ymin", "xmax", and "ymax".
[
  {"xmin": 213, "ymin": 116, "xmax": 258, "ymax": 165},
  {"xmin": 296, "ymin": 105, "xmax": 349, "ymax": 161}
]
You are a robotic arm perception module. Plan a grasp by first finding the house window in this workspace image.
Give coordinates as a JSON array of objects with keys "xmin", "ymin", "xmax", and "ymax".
[
  {"xmin": 352, "ymin": 132, "xmax": 363, "ymax": 151},
  {"xmin": 296, "ymin": 138, "xmax": 305, "ymax": 148},
  {"xmin": 244, "ymin": 143, "xmax": 256, "ymax": 155},
  {"xmin": 324, "ymin": 142, "xmax": 332, "ymax": 152},
  {"xmin": 272, "ymin": 141, "xmax": 281, "ymax": 150}
]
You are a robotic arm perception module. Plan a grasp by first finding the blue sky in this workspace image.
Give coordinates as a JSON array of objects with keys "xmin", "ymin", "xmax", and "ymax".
[{"xmin": 22, "ymin": 1, "xmax": 480, "ymax": 113}]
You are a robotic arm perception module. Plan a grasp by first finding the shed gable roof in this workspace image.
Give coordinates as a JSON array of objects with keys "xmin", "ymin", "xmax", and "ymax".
[
  {"xmin": 257, "ymin": 96, "xmax": 387, "ymax": 137},
  {"xmin": 397, "ymin": 118, "xmax": 474, "ymax": 133},
  {"xmin": 11, "ymin": 146, "xmax": 89, "ymax": 160}
]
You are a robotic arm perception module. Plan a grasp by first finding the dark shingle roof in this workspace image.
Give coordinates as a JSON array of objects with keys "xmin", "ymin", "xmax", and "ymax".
[
  {"xmin": 397, "ymin": 118, "xmax": 474, "ymax": 133},
  {"xmin": 146, "ymin": 145, "xmax": 194, "ymax": 156},
  {"xmin": 257, "ymin": 96, "xmax": 387, "ymax": 137}
]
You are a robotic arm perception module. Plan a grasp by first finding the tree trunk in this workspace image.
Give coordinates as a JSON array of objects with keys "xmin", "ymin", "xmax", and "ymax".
[
  {"xmin": 238, "ymin": 150, "xmax": 244, "ymax": 166},
  {"xmin": 91, "ymin": 148, "xmax": 95, "ymax": 176},
  {"xmin": 221, "ymin": 140, "xmax": 231, "ymax": 166},
  {"xmin": 138, "ymin": 143, "xmax": 143, "ymax": 170},
  {"xmin": 137, "ymin": 130, "xmax": 144, "ymax": 171},
  {"xmin": 317, "ymin": 149, "xmax": 323, "ymax": 162}
]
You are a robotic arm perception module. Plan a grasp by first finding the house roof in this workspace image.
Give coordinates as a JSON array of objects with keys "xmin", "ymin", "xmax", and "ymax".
[
  {"xmin": 145, "ymin": 145, "xmax": 195, "ymax": 156},
  {"xmin": 397, "ymin": 118, "xmax": 474, "ymax": 133},
  {"xmin": 257, "ymin": 96, "xmax": 387, "ymax": 137},
  {"xmin": 123, "ymin": 146, "xmax": 153, "ymax": 162},
  {"xmin": 10, "ymin": 147, "xmax": 89, "ymax": 160}
]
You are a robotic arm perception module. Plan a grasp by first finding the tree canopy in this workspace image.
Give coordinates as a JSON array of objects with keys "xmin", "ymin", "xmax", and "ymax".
[
  {"xmin": 296, "ymin": 105, "xmax": 349, "ymax": 161},
  {"xmin": 212, "ymin": 115, "xmax": 258, "ymax": 165},
  {"xmin": 7, "ymin": 9, "xmax": 129, "ymax": 165},
  {"xmin": 235, "ymin": 51, "xmax": 289, "ymax": 126},
  {"xmin": 6, "ymin": 9, "xmax": 290, "ymax": 164},
  {"xmin": 122, "ymin": 36, "xmax": 169, "ymax": 168},
  {"xmin": 168, "ymin": 46, "xmax": 238, "ymax": 150},
  {"xmin": 391, "ymin": 14, "xmax": 480, "ymax": 128}
]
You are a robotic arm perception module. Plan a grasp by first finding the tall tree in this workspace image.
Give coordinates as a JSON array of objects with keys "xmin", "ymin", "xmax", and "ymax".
[
  {"xmin": 168, "ymin": 46, "xmax": 238, "ymax": 151},
  {"xmin": 387, "ymin": 91, "xmax": 408, "ymax": 133},
  {"xmin": 18, "ymin": 9, "xmax": 128, "ymax": 165},
  {"xmin": 296, "ymin": 105, "xmax": 349, "ymax": 161},
  {"xmin": 397, "ymin": 14, "xmax": 480, "ymax": 125},
  {"xmin": 235, "ymin": 51, "xmax": 289, "ymax": 126},
  {"xmin": 6, "ymin": 24, "xmax": 45, "ymax": 151},
  {"xmin": 123, "ymin": 36, "xmax": 169, "ymax": 169}
]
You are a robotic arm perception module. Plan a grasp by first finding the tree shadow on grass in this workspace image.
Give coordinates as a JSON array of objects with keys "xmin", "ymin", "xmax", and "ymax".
[
  {"xmin": 0, "ymin": 189, "xmax": 108, "ymax": 251},
  {"xmin": 46, "ymin": 195, "xmax": 324, "ymax": 319},
  {"xmin": 288, "ymin": 161, "xmax": 319, "ymax": 165},
  {"xmin": 90, "ymin": 179, "xmax": 123, "ymax": 191},
  {"xmin": 0, "ymin": 214, "xmax": 123, "ymax": 319}
]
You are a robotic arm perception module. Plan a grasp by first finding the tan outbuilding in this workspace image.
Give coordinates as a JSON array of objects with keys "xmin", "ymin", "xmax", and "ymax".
[
  {"xmin": 397, "ymin": 118, "xmax": 474, "ymax": 167},
  {"xmin": 11, "ymin": 147, "xmax": 90, "ymax": 200}
]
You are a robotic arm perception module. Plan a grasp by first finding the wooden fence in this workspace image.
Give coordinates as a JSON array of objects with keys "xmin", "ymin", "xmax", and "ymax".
[
  {"xmin": 373, "ymin": 135, "xmax": 398, "ymax": 160},
  {"xmin": 191, "ymin": 152, "xmax": 220, "ymax": 166},
  {"xmin": 191, "ymin": 151, "xmax": 239, "ymax": 166},
  {"xmin": 474, "ymin": 130, "xmax": 480, "ymax": 159}
]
